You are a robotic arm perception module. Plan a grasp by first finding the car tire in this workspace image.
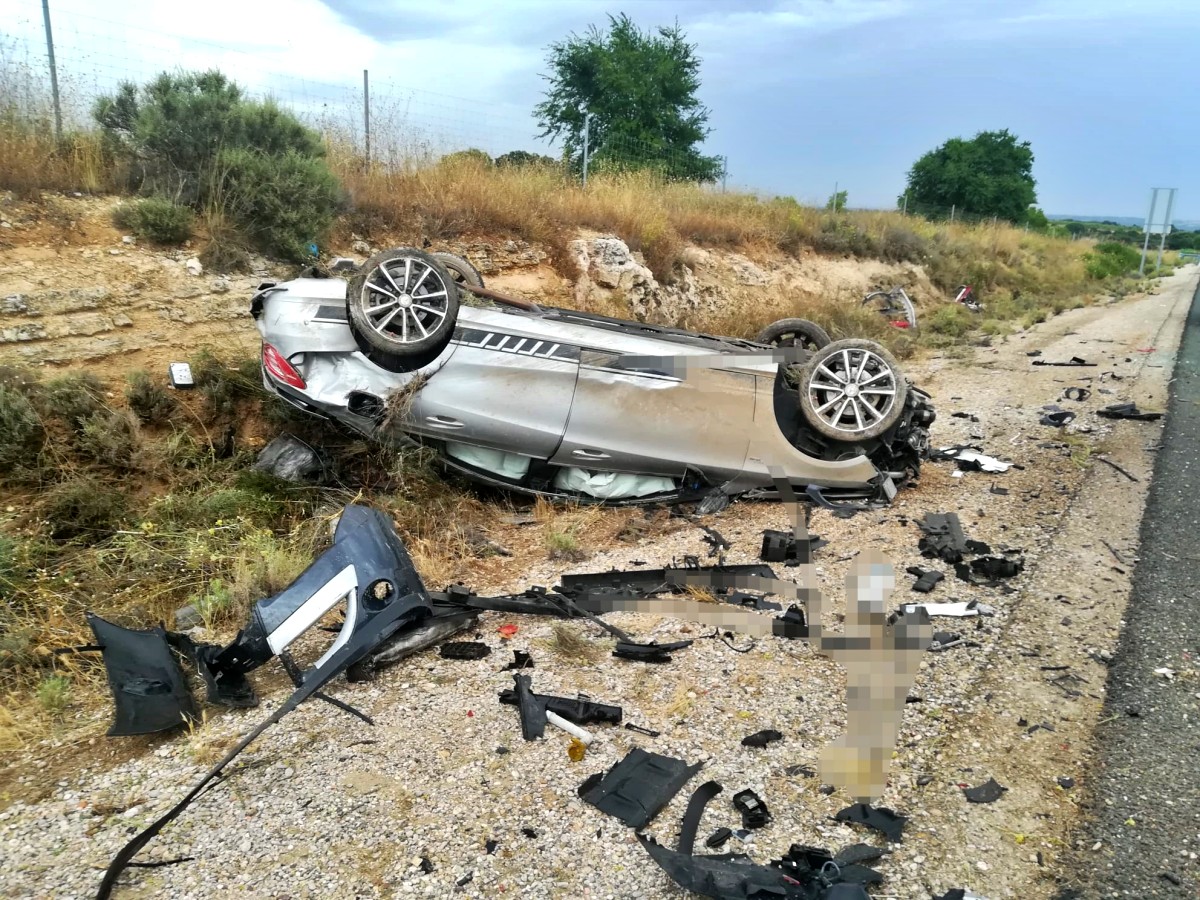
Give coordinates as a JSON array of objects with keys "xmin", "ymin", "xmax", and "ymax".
[
  {"xmin": 797, "ymin": 338, "xmax": 908, "ymax": 442},
  {"xmin": 755, "ymin": 318, "xmax": 831, "ymax": 351},
  {"xmin": 348, "ymin": 247, "xmax": 460, "ymax": 357},
  {"xmin": 431, "ymin": 252, "xmax": 484, "ymax": 289}
]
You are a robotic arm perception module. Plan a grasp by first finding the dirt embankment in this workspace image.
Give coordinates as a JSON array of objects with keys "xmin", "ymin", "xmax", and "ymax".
[{"xmin": 0, "ymin": 195, "xmax": 936, "ymax": 377}]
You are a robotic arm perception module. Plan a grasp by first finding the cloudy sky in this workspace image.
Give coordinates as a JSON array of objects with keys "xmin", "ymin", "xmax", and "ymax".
[{"xmin": 1, "ymin": 0, "xmax": 1194, "ymax": 219}]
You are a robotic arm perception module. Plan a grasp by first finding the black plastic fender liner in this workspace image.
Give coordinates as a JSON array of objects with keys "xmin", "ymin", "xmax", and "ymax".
[
  {"xmin": 579, "ymin": 747, "xmax": 703, "ymax": 829},
  {"xmin": 87, "ymin": 614, "xmax": 198, "ymax": 737}
]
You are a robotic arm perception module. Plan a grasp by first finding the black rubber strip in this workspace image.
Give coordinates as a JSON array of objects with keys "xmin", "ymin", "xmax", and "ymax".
[{"xmin": 676, "ymin": 780, "xmax": 723, "ymax": 855}]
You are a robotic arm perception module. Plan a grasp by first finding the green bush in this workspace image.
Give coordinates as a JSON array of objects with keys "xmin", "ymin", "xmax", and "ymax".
[
  {"xmin": 811, "ymin": 219, "xmax": 876, "ymax": 258},
  {"xmin": 36, "ymin": 674, "xmax": 72, "ymax": 714},
  {"xmin": 125, "ymin": 371, "xmax": 176, "ymax": 424},
  {"xmin": 0, "ymin": 384, "xmax": 44, "ymax": 474},
  {"xmin": 215, "ymin": 147, "xmax": 340, "ymax": 260},
  {"xmin": 94, "ymin": 70, "xmax": 339, "ymax": 261},
  {"xmin": 42, "ymin": 373, "xmax": 106, "ymax": 430},
  {"xmin": 926, "ymin": 304, "xmax": 973, "ymax": 337},
  {"xmin": 112, "ymin": 197, "xmax": 194, "ymax": 244},
  {"xmin": 42, "ymin": 477, "xmax": 128, "ymax": 539},
  {"xmin": 76, "ymin": 409, "xmax": 141, "ymax": 469},
  {"xmin": 1084, "ymin": 242, "xmax": 1140, "ymax": 280},
  {"xmin": 878, "ymin": 226, "xmax": 929, "ymax": 263}
]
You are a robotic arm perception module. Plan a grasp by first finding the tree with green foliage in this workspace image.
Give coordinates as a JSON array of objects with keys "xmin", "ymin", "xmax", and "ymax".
[
  {"xmin": 94, "ymin": 70, "xmax": 340, "ymax": 262},
  {"xmin": 899, "ymin": 129, "xmax": 1037, "ymax": 223},
  {"xmin": 825, "ymin": 190, "xmax": 848, "ymax": 212},
  {"xmin": 495, "ymin": 150, "xmax": 560, "ymax": 169},
  {"xmin": 534, "ymin": 13, "xmax": 722, "ymax": 182}
]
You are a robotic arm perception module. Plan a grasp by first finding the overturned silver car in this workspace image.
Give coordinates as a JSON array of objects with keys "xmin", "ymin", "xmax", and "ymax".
[{"xmin": 251, "ymin": 247, "xmax": 935, "ymax": 506}]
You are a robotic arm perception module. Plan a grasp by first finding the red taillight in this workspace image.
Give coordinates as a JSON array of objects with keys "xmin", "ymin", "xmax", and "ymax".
[{"xmin": 262, "ymin": 342, "xmax": 306, "ymax": 389}]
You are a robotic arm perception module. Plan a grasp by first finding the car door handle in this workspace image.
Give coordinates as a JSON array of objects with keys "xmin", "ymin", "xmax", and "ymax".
[
  {"xmin": 425, "ymin": 415, "xmax": 464, "ymax": 429},
  {"xmin": 572, "ymin": 449, "xmax": 611, "ymax": 460}
]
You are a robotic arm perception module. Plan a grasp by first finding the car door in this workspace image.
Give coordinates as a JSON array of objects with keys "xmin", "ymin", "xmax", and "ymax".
[
  {"xmin": 550, "ymin": 350, "xmax": 756, "ymax": 479},
  {"xmin": 404, "ymin": 323, "xmax": 579, "ymax": 459}
]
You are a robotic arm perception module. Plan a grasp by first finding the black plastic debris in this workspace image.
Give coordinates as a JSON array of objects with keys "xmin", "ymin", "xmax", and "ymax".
[
  {"xmin": 786, "ymin": 764, "xmax": 816, "ymax": 777},
  {"xmin": 918, "ymin": 513, "xmax": 968, "ymax": 563},
  {"xmin": 705, "ymin": 827, "xmax": 732, "ymax": 849},
  {"xmin": 989, "ymin": 484, "xmax": 1009, "ymax": 496},
  {"xmin": 1062, "ymin": 387, "xmax": 1091, "ymax": 402},
  {"xmin": 774, "ymin": 843, "xmax": 883, "ymax": 887},
  {"xmin": 1033, "ymin": 356, "xmax": 1095, "ymax": 367},
  {"xmin": 906, "ymin": 566, "xmax": 945, "ymax": 593},
  {"xmin": 962, "ymin": 777, "xmax": 1007, "ymax": 803},
  {"xmin": 930, "ymin": 631, "xmax": 963, "ymax": 652},
  {"xmin": 501, "ymin": 649, "xmax": 534, "ymax": 670},
  {"xmin": 733, "ymin": 789, "xmax": 771, "ymax": 828},
  {"xmin": 579, "ymin": 747, "xmax": 703, "ymax": 829},
  {"xmin": 969, "ymin": 556, "xmax": 1024, "ymax": 579},
  {"xmin": 1040, "ymin": 407, "xmax": 1076, "ymax": 427},
  {"xmin": 512, "ymin": 673, "xmax": 546, "ymax": 740},
  {"xmin": 613, "ymin": 638, "xmax": 693, "ymax": 663},
  {"xmin": 87, "ymin": 614, "xmax": 197, "ymax": 736},
  {"xmin": 950, "ymin": 411, "xmax": 979, "ymax": 422},
  {"xmin": 485, "ymin": 839, "xmax": 498, "ymax": 854},
  {"xmin": 1056, "ymin": 776, "xmax": 1075, "ymax": 790},
  {"xmin": 498, "ymin": 688, "xmax": 622, "ymax": 725},
  {"xmin": 774, "ymin": 605, "xmax": 810, "ymax": 639},
  {"xmin": 439, "ymin": 641, "xmax": 491, "ymax": 660},
  {"xmin": 455, "ymin": 871, "xmax": 474, "ymax": 887},
  {"xmin": 624, "ymin": 722, "xmax": 661, "ymax": 736},
  {"xmin": 557, "ymin": 562, "xmax": 777, "ymax": 601},
  {"xmin": 252, "ymin": 433, "xmax": 324, "ymax": 482},
  {"xmin": 741, "ymin": 729, "xmax": 784, "ymax": 748},
  {"xmin": 521, "ymin": 827, "xmax": 537, "ymax": 839},
  {"xmin": 760, "ymin": 529, "xmax": 828, "ymax": 566},
  {"xmin": 1097, "ymin": 402, "xmax": 1162, "ymax": 422},
  {"xmin": 419, "ymin": 856, "xmax": 435, "ymax": 873},
  {"xmin": 834, "ymin": 803, "xmax": 907, "ymax": 842},
  {"xmin": 700, "ymin": 525, "xmax": 732, "ymax": 557}
]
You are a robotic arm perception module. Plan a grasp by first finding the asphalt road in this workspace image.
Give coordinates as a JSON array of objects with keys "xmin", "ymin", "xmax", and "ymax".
[{"xmin": 1067, "ymin": 279, "xmax": 1200, "ymax": 898}]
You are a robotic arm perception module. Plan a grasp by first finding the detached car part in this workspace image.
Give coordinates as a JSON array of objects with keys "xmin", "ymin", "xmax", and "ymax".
[
  {"xmin": 579, "ymin": 747, "xmax": 703, "ymax": 829},
  {"xmin": 498, "ymin": 688, "xmax": 622, "ymax": 725},
  {"xmin": 252, "ymin": 246, "xmax": 936, "ymax": 508}
]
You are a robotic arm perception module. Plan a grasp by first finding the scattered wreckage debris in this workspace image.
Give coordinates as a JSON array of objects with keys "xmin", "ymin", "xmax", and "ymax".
[
  {"xmin": 917, "ymin": 513, "xmax": 991, "ymax": 563},
  {"xmin": 252, "ymin": 433, "xmax": 325, "ymax": 482},
  {"xmin": 900, "ymin": 601, "xmax": 996, "ymax": 618},
  {"xmin": 1039, "ymin": 406, "xmax": 1076, "ymax": 427},
  {"xmin": 905, "ymin": 566, "xmax": 945, "ymax": 593},
  {"xmin": 347, "ymin": 611, "xmax": 477, "ymax": 682},
  {"xmin": 1097, "ymin": 402, "xmax": 1163, "ymax": 421},
  {"xmin": 933, "ymin": 890, "xmax": 990, "ymax": 900},
  {"xmin": 733, "ymin": 788, "xmax": 772, "ymax": 828},
  {"xmin": 578, "ymin": 747, "xmax": 703, "ymax": 829},
  {"xmin": 500, "ymin": 649, "xmax": 534, "ymax": 670},
  {"xmin": 1062, "ymin": 387, "xmax": 1091, "ymax": 402},
  {"xmin": 638, "ymin": 780, "xmax": 878, "ymax": 900},
  {"xmin": 439, "ymin": 641, "xmax": 491, "ymax": 660},
  {"xmin": 741, "ymin": 729, "xmax": 784, "ymax": 748},
  {"xmin": 833, "ymin": 803, "xmax": 908, "ymax": 842},
  {"xmin": 93, "ymin": 508, "xmax": 435, "ymax": 899},
  {"xmin": 1094, "ymin": 455, "xmax": 1139, "ymax": 482},
  {"xmin": 1032, "ymin": 356, "xmax": 1096, "ymax": 367},
  {"xmin": 930, "ymin": 446, "xmax": 1011, "ymax": 473},
  {"xmin": 761, "ymin": 528, "xmax": 829, "ymax": 565},
  {"xmin": 497, "ymin": 686, "xmax": 622, "ymax": 725},
  {"xmin": 698, "ymin": 525, "xmax": 732, "ymax": 557},
  {"xmin": 962, "ymin": 777, "xmax": 1008, "ymax": 803}
]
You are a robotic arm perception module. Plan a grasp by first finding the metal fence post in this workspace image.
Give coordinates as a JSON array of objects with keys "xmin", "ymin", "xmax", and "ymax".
[
  {"xmin": 950, "ymin": 204, "xmax": 956, "ymax": 223},
  {"xmin": 41, "ymin": 0, "xmax": 62, "ymax": 141},
  {"xmin": 581, "ymin": 112, "xmax": 591, "ymax": 187},
  {"xmin": 362, "ymin": 69, "xmax": 370, "ymax": 168},
  {"xmin": 902, "ymin": 193, "xmax": 908, "ymax": 216}
]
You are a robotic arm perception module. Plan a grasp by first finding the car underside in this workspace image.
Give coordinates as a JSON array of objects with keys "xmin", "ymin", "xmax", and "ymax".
[{"xmin": 251, "ymin": 247, "xmax": 936, "ymax": 507}]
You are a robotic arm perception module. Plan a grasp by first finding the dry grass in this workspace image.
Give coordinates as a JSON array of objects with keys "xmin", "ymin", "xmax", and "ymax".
[{"xmin": 541, "ymin": 622, "xmax": 604, "ymax": 665}]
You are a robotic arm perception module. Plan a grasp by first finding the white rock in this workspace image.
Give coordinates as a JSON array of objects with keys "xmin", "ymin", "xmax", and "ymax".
[
  {"xmin": 122, "ymin": 235, "xmax": 135, "ymax": 244},
  {"xmin": 210, "ymin": 277, "xmax": 230, "ymax": 294},
  {"xmin": 184, "ymin": 258, "xmax": 203, "ymax": 276},
  {"xmin": 352, "ymin": 240, "xmax": 371, "ymax": 255}
]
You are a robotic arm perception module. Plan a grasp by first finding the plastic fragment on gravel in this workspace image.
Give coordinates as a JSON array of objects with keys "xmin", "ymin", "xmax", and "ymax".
[
  {"xmin": 741, "ymin": 729, "xmax": 784, "ymax": 748},
  {"xmin": 578, "ymin": 747, "xmax": 702, "ymax": 829},
  {"xmin": 833, "ymin": 803, "xmax": 908, "ymax": 842},
  {"xmin": 900, "ymin": 601, "xmax": 996, "ymax": 618},
  {"xmin": 962, "ymin": 777, "xmax": 1008, "ymax": 803}
]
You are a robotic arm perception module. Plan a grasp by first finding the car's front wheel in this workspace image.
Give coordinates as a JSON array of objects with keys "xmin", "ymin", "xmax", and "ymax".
[
  {"xmin": 348, "ymin": 248, "xmax": 460, "ymax": 357},
  {"xmin": 797, "ymin": 339, "xmax": 908, "ymax": 441}
]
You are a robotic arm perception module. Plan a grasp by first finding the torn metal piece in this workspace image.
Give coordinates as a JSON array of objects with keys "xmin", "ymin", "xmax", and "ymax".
[
  {"xmin": 87, "ymin": 614, "xmax": 197, "ymax": 736},
  {"xmin": 962, "ymin": 777, "xmax": 1007, "ymax": 803},
  {"xmin": 578, "ymin": 747, "xmax": 702, "ymax": 829},
  {"xmin": 1097, "ymin": 402, "xmax": 1162, "ymax": 421},
  {"xmin": 935, "ymin": 447, "xmax": 1010, "ymax": 473},
  {"xmin": 498, "ymin": 689, "xmax": 622, "ymax": 725},
  {"xmin": 733, "ymin": 788, "xmax": 771, "ymax": 828},
  {"xmin": 833, "ymin": 803, "xmax": 907, "ymax": 842},
  {"xmin": 741, "ymin": 729, "xmax": 784, "ymax": 748}
]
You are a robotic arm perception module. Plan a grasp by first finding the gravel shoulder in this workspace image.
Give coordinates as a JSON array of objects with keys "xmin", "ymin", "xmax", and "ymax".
[{"xmin": 1, "ymin": 268, "xmax": 1196, "ymax": 900}]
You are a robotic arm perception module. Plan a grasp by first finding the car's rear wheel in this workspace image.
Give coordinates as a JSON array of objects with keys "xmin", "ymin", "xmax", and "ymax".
[
  {"xmin": 756, "ymin": 318, "xmax": 831, "ymax": 351},
  {"xmin": 348, "ymin": 248, "xmax": 460, "ymax": 357},
  {"xmin": 797, "ymin": 339, "xmax": 908, "ymax": 441},
  {"xmin": 431, "ymin": 252, "xmax": 484, "ymax": 289}
]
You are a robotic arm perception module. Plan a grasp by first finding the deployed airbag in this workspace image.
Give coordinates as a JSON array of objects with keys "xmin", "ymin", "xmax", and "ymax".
[
  {"xmin": 445, "ymin": 441, "xmax": 532, "ymax": 478},
  {"xmin": 553, "ymin": 467, "xmax": 677, "ymax": 499}
]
